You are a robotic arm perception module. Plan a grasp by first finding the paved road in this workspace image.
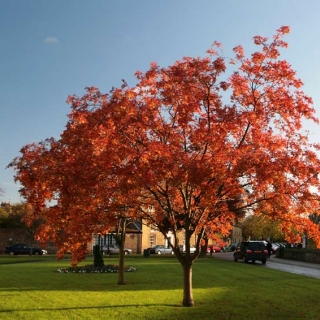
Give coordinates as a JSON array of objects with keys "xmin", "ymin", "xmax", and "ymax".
[{"xmin": 211, "ymin": 252, "xmax": 320, "ymax": 279}]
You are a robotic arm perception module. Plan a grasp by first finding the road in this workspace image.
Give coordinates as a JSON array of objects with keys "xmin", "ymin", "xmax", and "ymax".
[{"xmin": 211, "ymin": 252, "xmax": 320, "ymax": 279}]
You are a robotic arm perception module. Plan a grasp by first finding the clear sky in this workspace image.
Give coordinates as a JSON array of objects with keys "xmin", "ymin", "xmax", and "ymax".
[{"xmin": 1, "ymin": 0, "xmax": 320, "ymax": 203}]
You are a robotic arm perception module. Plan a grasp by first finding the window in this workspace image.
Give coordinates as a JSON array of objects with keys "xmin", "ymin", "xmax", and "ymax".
[{"xmin": 150, "ymin": 235, "xmax": 155, "ymax": 247}]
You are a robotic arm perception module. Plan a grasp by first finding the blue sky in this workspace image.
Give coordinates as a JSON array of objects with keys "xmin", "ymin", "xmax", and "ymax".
[{"xmin": 1, "ymin": 0, "xmax": 320, "ymax": 203}]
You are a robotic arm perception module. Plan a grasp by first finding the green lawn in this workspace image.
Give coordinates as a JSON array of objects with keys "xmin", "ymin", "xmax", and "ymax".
[{"xmin": 0, "ymin": 254, "xmax": 319, "ymax": 319}]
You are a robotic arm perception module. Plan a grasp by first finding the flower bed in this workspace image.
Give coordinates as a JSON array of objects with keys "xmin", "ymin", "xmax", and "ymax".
[{"xmin": 57, "ymin": 264, "xmax": 137, "ymax": 273}]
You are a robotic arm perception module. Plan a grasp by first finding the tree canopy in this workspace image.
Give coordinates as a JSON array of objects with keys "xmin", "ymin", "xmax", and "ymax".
[
  {"xmin": 8, "ymin": 26, "xmax": 320, "ymax": 306},
  {"xmin": 0, "ymin": 202, "xmax": 27, "ymax": 228},
  {"xmin": 242, "ymin": 213, "xmax": 286, "ymax": 242}
]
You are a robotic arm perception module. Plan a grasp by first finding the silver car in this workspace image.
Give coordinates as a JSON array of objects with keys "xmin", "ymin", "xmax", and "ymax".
[
  {"xmin": 153, "ymin": 245, "xmax": 173, "ymax": 255},
  {"xmin": 179, "ymin": 245, "xmax": 197, "ymax": 254},
  {"xmin": 102, "ymin": 244, "xmax": 132, "ymax": 255}
]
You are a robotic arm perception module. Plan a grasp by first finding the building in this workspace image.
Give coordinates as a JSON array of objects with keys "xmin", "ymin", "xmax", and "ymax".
[{"xmin": 90, "ymin": 219, "xmax": 242, "ymax": 253}]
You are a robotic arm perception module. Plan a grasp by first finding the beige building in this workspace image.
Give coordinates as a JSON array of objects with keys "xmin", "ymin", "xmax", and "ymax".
[
  {"xmin": 90, "ymin": 219, "xmax": 242, "ymax": 253},
  {"xmin": 140, "ymin": 223, "xmax": 186, "ymax": 251}
]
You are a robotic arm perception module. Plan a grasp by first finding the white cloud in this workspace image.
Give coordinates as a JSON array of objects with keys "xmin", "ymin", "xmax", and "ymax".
[{"xmin": 44, "ymin": 37, "xmax": 59, "ymax": 44}]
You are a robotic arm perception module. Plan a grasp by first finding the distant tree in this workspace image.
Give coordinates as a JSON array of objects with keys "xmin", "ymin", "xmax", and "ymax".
[
  {"xmin": 0, "ymin": 202, "xmax": 43, "ymax": 246},
  {"xmin": 9, "ymin": 26, "xmax": 320, "ymax": 307},
  {"xmin": 0, "ymin": 206, "xmax": 8, "ymax": 220},
  {"xmin": 242, "ymin": 214, "xmax": 285, "ymax": 242},
  {"xmin": 0, "ymin": 202, "xmax": 25, "ymax": 228}
]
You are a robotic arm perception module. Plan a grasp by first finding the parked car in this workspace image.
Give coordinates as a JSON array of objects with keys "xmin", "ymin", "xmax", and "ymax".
[
  {"xmin": 262, "ymin": 241, "xmax": 280, "ymax": 254},
  {"xmin": 179, "ymin": 245, "xmax": 197, "ymax": 254},
  {"xmin": 271, "ymin": 243, "xmax": 279, "ymax": 254},
  {"xmin": 233, "ymin": 241, "xmax": 268, "ymax": 264},
  {"xmin": 280, "ymin": 243, "xmax": 289, "ymax": 247},
  {"xmin": 147, "ymin": 245, "xmax": 173, "ymax": 255},
  {"xmin": 225, "ymin": 243, "xmax": 238, "ymax": 252},
  {"xmin": 147, "ymin": 247, "xmax": 156, "ymax": 254},
  {"xmin": 102, "ymin": 244, "xmax": 132, "ymax": 255},
  {"xmin": 207, "ymin": 245, "xmax": 225, "ymax": 253},
  {"xmin": 4, "ymin": 243, "xmax": 44, "ymax": 255},
  {"xmin": 212, "ymin": 245, "xmax": 224, "ymax": 253}
]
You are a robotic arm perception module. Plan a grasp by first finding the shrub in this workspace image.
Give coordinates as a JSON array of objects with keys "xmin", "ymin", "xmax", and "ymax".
[{"xmin": 93, "ymin": 245, "xmax": 104, "ymax": 267}]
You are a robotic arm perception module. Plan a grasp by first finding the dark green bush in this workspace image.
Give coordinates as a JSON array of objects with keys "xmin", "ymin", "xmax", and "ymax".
[{"xmin": 93, "ymin": 245, "xmax": 104, "ymax": 267}]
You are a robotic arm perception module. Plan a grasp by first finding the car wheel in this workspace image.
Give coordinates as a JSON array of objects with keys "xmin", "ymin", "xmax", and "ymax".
[
  {"xmin": 252, "ymin": 260, "xmax": 255, "ymax": 263},
  {"xmin": 262, "ymin": 259, "xmax": 267, "ymax": 265},
  {"xmin": 124, "ymin": 250, "xmax": 129, "ymax": 255},
  {"xmin": 233, "ymin": 255, "xmax": 238, "ymax": 262},
  {"xmin": 9, "ymin": 251, "xmax": 15, "ymax": 256},
  {"xmin": 244, "ymin": 258, "xmax": 248, "ymax": 263},
  {"xmin": 157, "ymin": 251, "xmax": 162, "ymax": 255},
  {"xmin": 34, "ymin": 251, "xmax": 39, "ymax": 255}
]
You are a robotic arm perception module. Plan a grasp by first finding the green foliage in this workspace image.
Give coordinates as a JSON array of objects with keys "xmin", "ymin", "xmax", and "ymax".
[
  {"xmin": 93, "ymin": 245, "xmax": 104, "ymax": 267},
  {"xmin": 307, "ymin": 238, "xmax": 317, "ymax": 249},
  {"xmin": 0, "ymin": 202, "xmax": 43, "ymax": 232},
  {"xmin": 0, "ymin": 202, "xmax": 25, "ymax": 228},
  {"xmin": 0, "ymin": 206, "xmax": 8, "ymax": 218},
  {"xmin": 242, "ymin": 214, "xmax": 285, "ymax": 241}
]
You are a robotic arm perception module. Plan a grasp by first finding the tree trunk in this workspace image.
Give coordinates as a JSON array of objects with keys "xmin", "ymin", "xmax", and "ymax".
[
  {"xmin": 182, "ymin": 263, "xmax": 195, "ymax": 307},
  {"xmin": 200, "ymin": 237, "xmax": 208, "ymax": 258},
  {"xmin": 117, "ymin": 218, "xmax": 126, "ymax": 285},
  {"xmin": 118, "ymin": 246, "xmax": 125, "ymax": 285}
]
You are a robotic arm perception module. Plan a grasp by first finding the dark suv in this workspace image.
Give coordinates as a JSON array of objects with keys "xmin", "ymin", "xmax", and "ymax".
[{"xmin": 233, "ymin": 241, "xmax": 268, "ymax": 264}]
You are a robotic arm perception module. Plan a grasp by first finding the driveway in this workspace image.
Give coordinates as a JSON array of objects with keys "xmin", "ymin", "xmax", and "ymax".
[{"xmin": 211, "ymin": 252, "xmax": 320, "ymax": 279}]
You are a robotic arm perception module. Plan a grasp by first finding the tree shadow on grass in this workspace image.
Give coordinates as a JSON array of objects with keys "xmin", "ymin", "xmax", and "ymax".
[
  {"xmin": 0, "ymin": 255, "xmax": 299, "ymax": 294},
  {"xmin": 1, "ymin": 256, "xmax": 320, "ymax": 319}
]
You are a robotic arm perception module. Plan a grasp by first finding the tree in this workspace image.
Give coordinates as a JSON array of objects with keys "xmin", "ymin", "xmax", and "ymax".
[
  {"xmin": 9, "ymin": 26, "xmax": 320, "ymax": 307},
  {"xmin": 0, "ymin": 202, "xmax": 34, "ymax": 228},
  {"xmin": 0, "ymin": 205, "xmax": 8, "ymax": 222},
  {"xmin": 106, "ymin": 208, "xmax": 132, "ymax": 285},
  {"xmin": 242, "ymin": 214, "xmax": 285, "ymax": 242}
]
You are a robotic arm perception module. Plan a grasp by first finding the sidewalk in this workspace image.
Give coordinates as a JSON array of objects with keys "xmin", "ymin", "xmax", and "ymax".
[{"xmin": 270, "ymin": 255, "xmax": 320, "ymax": 270}]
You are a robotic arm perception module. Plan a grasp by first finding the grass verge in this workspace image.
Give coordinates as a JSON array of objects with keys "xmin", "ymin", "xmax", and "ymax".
[{"xmin": 0, "ymin": 254, "xmax": 319, "ymax": 319}]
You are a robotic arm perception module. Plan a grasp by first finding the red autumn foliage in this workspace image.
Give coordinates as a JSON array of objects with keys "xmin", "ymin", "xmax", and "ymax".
[{"xmin": 9, "ymin": 26, "xmax": 320, "ymax": 306}]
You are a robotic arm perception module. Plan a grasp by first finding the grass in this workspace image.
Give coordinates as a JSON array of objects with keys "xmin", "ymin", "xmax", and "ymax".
[{"xmin": 0, "ymin": 254, "xmax": 319, "ymax": 319}]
